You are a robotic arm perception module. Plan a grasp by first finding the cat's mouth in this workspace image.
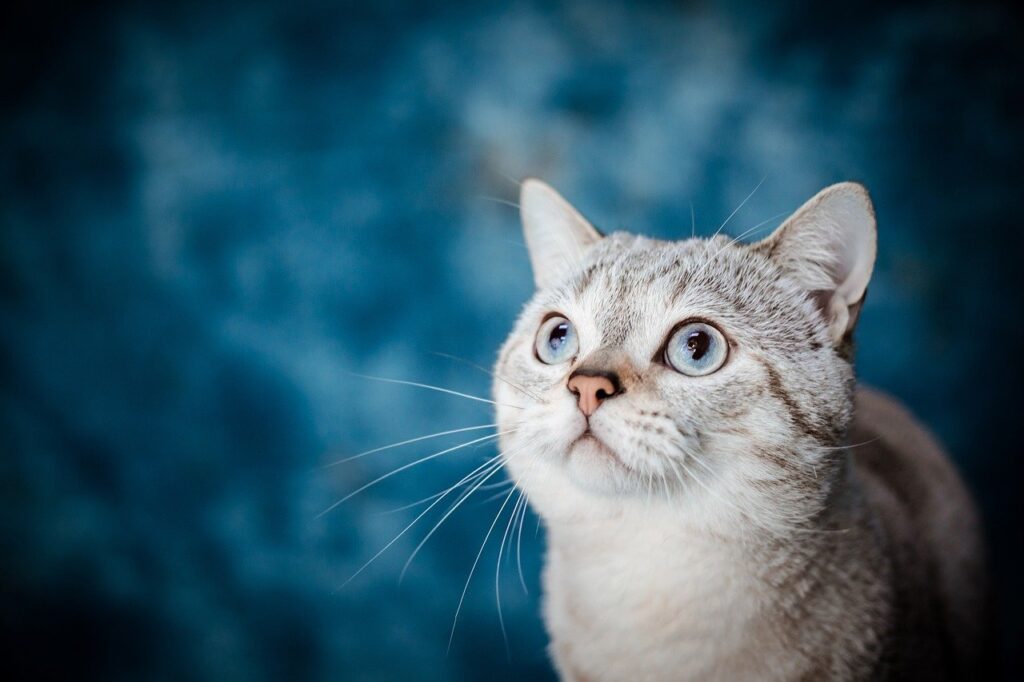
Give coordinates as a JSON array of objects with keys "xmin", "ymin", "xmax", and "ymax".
[{"xmin": 570, "ymin": 429, "xmax": 621, "ymax": 464}]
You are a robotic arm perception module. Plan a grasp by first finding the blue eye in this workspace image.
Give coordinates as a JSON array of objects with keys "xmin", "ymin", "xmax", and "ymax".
[
  {"xmin": 535, "ymin": 315, "xmax": 579, "ymax": 364},
  {"xmin": 665, "ymin": 321, "xmax": 728, "ymax": 376}
]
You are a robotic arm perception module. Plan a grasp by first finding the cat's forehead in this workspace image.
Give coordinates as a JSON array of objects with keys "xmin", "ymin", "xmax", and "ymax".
[
  {"xmin": 554, "ymin": 232, "xmax": 764, "ymax": 307},
  {"xmin": 532, "ymin": 231, "xmax": 808, "ymax": 353}
]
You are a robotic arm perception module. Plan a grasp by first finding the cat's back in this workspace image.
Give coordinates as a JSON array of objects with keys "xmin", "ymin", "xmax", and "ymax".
[{"xmin": 849, "ymin": 386, "xmax": 987, "ymax": 680}]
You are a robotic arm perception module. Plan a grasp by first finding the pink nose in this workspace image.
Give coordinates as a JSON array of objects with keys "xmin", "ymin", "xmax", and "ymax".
[{"xmin": 567, "ymin": 373, "xmax": 619, "ymax": 416}]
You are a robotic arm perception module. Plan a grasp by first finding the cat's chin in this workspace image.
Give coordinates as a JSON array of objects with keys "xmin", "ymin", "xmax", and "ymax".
[{"xmin": 563, "ymin": 433, "xmax": 632, "ymax": 494}]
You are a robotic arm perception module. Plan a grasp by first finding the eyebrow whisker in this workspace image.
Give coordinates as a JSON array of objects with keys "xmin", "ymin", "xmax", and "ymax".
[{"xmin": 350, "ymin": 372, "xmax": 524, "ymax": 410}]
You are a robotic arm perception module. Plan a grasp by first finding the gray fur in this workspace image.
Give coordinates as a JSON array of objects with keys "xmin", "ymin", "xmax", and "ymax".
[{"xmin": 492, "ymin": 180, "xmax": 985, "ymax": 681}]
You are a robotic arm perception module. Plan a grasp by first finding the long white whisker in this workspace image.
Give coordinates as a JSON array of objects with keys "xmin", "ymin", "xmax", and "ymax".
[
  {"xmin": 316, "ymin": 430, "xmax": 513, "ymax": 519},
  {"xmin": 734, "ymin": 210, "xmax": 789, "ymax": 241},
  {"xmin": 350, "ymin": 372, "xmax": 523, "ymax": 410},
  {"xmin": 431, "ymin": 351, "xmax": 543, "ymax": 402},
  {"xmin": 690, "ymin": 209, "xmax": 789, "ymax": 285},
  {"xmin": 713, "ymin": 176, "xmax": 766, "ymax": 238},
  {"xmin": 475, "ymin": 479, "xmax": 517, "ymax": 492},
  {"xmin": 337, "ymin": 452, "xmax": 507, "ymax": 590},
  {"xmin": 320, "ymin": 423, "xmax": 499, "ymax": 469},
  {"xmin": 478, "ymin": 195, "xmax": 521, "ymax": 210},
  {"xmin": 448, "ymin": 486, "xmax": 518, "ymax": 654},
  {"xmin": 665, "ymin": 458, "xmax": 693, "ymax": 517},
  {"xmin": 515, "ymin": 492, "xmax": 529, "ymax": 595},
  {"xmin": 399, "ymin": 457, "xmax": 507, "ymax": 581},
  {"xmin": 400, "ymin": 439, "xmax": 534, "ymax": 579},
  {"xmin": 477, "ymin": 483, "xmax": 519, "ymax": 505},
  {"xmin": 376, "ymin": 490, "xmax": 449, "ymax": 515},
  {"xmin": 504, "ymin": 493, "xmax": 526, "ymax": 572},
  {"xmin": 377, "ymin": 470, "xmax": 509, "ymax": 516},
  {"xmin": 495, "ymin": 489, "xmax": 524, "ymax": 661},
  {"xmin": 686, "ymin": 451, "xmax": 717, "ymax": 478},
  {"xmin": 820, "ymin": 438, "xmax": 880, "ymax": 451}
]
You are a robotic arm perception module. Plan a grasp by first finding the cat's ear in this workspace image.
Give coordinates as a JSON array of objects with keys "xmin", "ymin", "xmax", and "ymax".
[
  {"xmin": 519, "ymin": 179, "xmax": 602, "ymax": 289},
  {"xmin": 756, "ymin": 182, "xmax": 877, "ymax": 344}
]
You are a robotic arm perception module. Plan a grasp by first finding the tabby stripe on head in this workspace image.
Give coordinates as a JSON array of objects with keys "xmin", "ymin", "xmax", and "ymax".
[
  {"xmin": 756, "ymin": 356, "xmax": 834, "ymax": 445},
  {"xmin": 573, "ymin": 263, "xmax": 599, "ymax": 297}
]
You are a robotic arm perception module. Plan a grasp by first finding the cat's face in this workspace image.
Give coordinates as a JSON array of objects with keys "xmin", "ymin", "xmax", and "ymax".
[{"xmin": 494, "ymin": 180, "xmax": 876, "ymax": 534}]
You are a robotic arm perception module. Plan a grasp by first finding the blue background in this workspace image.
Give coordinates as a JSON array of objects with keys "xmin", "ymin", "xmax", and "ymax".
[{"xmin": 2, "ymin": 1, "xmax": 1021, "ymax": 679}]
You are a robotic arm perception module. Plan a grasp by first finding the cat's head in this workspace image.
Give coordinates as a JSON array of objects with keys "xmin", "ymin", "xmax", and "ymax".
[{"xmin": 493, "ymin": 180, "xmax": 876, "ymax": 533}]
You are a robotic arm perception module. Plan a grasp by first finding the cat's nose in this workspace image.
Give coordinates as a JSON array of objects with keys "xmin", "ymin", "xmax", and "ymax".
[{"xmin": 567, "ymin": 370, "xmax": 620, "ymax": 416}]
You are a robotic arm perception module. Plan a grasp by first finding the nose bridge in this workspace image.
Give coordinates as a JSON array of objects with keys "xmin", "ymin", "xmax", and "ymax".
[{"xmin": 576, "ymin": 346, "xmax": 635, "ymax": 384}]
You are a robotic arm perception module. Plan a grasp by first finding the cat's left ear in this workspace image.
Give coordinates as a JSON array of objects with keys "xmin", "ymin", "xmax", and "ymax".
[
  {"xmin": 519, "ymin": 179, "xmax": 603, "ymax": 289},
  {"xmin": 755, "ymin": 182, "xmax": 877, "ymax": 344}
]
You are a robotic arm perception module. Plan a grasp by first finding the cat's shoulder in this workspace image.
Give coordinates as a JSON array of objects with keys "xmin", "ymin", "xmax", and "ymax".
[
  {"xmin": 848, "ymin": 386, "xmax": 987, "ymax": 676},
  {"xmin": 848, "ymin": 385, "xmax": 973, "ymax": 520}
]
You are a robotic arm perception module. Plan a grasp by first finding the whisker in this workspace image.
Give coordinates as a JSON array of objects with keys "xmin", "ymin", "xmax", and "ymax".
[
  {"xmin": 733, "ymin": 210, "xmax": 789, "ymax": 241},
  {"xmin": 320, "ymin": 423, "xmax": 499, "ymax": 469},
  {"xmin": 501, "ymin": 237, "xmax": 529, "ymax": 251},
  {"xmin": 664, "ymin": 459, "xmax": 691, "ymax": 517},
  {"xmin": 400, "ymin": 439, "xmax": 534, "ymax": 579},
  {"xmin": 316, "ymin": 430, "xmax": 513, "ymax": 519},
  {"xmin": 350, "ymin": 372, "xmax": 524, "ymax": 410},
  {"xmin": 493, "ymin": 169, "xmax": 524, "ymax": 189},
  {"xmin": 820, "ymin": 438, "xmax": 880, "ymax": 451},
  {"xmin": 376, "ymin": 492, "xmax": 446, "ymax": 515},
  {"xmin": 495, "ymin": 489, "xmax": 524, "ymax": 661},
  {"xmin": 475, "ymin": 479, "xmax": 517, "ymax": 492},
  {"xmin": 686, "ymin": 452, "xmax": 717, "ymax": 479},
  {"xmin": 448, "ymin": 486, "xmax": 518, "ymax": 654},
  {"xmin": 376, "ymin": 453, "xmax": 518, "ymax": 516},
  {"xmin": 337, "ymin": 451, "xmax": 509, "ymax": 590},
  {"xmin": 690, "ymin": 209, "xmax": 788, "ymax": 284},
  {"xmin": 477, "ymin": 486, "xmax": 517, "ymax": 505},
  {"xmin": 478, "ymin": 195, "xmax": 521, "ymax": 211},
  {"xmin": 431, "ymin": 351, "xmax": 543, "ymax": 402},
  {"xmin": 503, "ymin": 493, "xmax": 525, "ymax": 571},
  {"xmin": 379, "ymin": 469, "xmax": 513, "ymax": 516},
  {"xmin": 514, "ymin": 491, "xmax": 530, "ymax": 594},
  {"xmin": 399, "ymin": 458, "xmax": 506, "ymax": 581},
  {"xmin": 713, "ymin": 176, "xmax": 766, "ymax": 239}
]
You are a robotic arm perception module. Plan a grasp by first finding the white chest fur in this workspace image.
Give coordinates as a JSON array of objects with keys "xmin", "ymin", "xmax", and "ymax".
[{"xmin": 541, "ymin": 507, "xmax": 807, "ymax": 682}]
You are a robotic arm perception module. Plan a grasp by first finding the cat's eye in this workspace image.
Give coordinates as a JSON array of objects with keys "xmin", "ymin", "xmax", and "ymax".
[
  {"xmin": 534, "ymin": 315, "xmax": 579, "ymax": 365},
  {"xmin": 664, "ymin": 321, "xmax": 728, "ymax": 376}
]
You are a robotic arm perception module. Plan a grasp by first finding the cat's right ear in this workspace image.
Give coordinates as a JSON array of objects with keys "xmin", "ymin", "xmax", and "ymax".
[{"xmin": 520, "ymin": 179, "xmax": 602, "ymax": 289}]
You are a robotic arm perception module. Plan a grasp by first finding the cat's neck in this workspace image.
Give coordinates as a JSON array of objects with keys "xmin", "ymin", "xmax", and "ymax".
[{"xmin": 538, "ymin": 457, "xmax": 887, "ymax": 681}]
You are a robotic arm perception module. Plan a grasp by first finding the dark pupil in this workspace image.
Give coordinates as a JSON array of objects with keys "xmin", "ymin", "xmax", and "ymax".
[
  {"xmin": 686, "ymin": 331, "xmax": 710, "ymax": 360},
  {"xmin": 548, "ymin": 323, "xmax": 569, "ymax": 350}
]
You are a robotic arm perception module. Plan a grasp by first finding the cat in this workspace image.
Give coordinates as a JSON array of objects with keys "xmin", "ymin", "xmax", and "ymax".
[{"xmin": 492, "ymin": 179, "xmax": 986, "ymax": 681}]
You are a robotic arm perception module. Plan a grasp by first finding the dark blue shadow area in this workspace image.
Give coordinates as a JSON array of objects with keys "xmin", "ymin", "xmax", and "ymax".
[{"xmin": 1, "ymin": 0, "xmax": 1021, "ymax": 679}]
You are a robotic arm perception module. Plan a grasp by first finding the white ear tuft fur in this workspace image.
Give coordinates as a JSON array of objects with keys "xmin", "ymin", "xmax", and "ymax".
[
  {"xmin": 520, "ymin": 179, "xmax": 602, "ymax": 289},
  {"xmin": 759, "ymin": 182, "xmax": 877, "ymax": 343}
]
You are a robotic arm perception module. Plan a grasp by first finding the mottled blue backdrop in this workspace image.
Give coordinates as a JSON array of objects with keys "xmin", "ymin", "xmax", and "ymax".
[{"xmin": 3, "ymin": 1, "xmax": 1022, "ymax": 679}]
